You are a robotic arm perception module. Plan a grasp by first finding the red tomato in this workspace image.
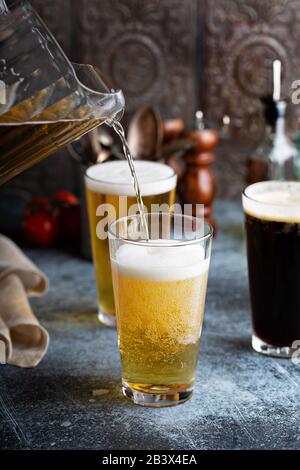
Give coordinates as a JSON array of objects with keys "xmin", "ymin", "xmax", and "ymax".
[
  {"xmin": 52, "ymin": 191, "xmax": 79, "ymax": 207},
  {"xmin": 24, "ymin": 197, "xmax": 50, "ymax": 216},
  {"xmin": 23, "ymin": 210, "xmax": 58, "ymax": 248}
]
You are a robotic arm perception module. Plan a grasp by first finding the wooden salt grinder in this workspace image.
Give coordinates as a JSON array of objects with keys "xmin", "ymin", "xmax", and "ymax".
[{"xmin": 179, "ymin": 129, "xmax": 218, "ymax": 232}]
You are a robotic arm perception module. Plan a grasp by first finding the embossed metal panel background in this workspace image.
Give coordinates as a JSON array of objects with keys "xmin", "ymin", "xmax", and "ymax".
[{"xmin": 1, "ymin": 0, "xmax": 300, "ymax": 199}]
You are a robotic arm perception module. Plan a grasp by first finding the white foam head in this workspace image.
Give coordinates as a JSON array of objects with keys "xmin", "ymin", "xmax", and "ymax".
[
  {"xmin": 112, "ymin": 241, "xmax": 209, "ymax": 281},
  {"xmin": 242, "ymin": 181, "xmax": 300, "ymax": 222},
  {"xmin": 85, "ymin": 161, "xmax": 177, "ymax": 196}
]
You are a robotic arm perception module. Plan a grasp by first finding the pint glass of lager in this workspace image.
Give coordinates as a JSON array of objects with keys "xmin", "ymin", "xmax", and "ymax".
[
  {"xmin": 243, "ymin": 181, "xmax": 300, "ymax": 357},
  {"xmin": 85, "ymin": 161, "xmax": 177, "ymax": 327},
  {"xmin": 109, "ymin": 213, "xmax": 213, "ymax": 407}
]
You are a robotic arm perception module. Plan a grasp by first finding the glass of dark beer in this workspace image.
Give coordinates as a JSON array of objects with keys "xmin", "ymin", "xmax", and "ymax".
[{"xmin": 243, "ymin": 181, "xmax": 300, "ymax": 358}]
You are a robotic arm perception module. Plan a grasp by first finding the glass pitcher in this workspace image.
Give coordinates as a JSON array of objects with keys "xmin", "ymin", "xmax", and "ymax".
[{"xmin": 0, "ymin": 0, "xmax": 125, "ymax": 185}]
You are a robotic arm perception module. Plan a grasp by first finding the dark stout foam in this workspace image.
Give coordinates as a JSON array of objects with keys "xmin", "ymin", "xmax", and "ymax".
[
  {"xmin": 243, "ymin": 181, "xmax": 300, "ymax": 223},
  {"xmin": 243, "ymin": 182, "xmax": 300, "ymax": 349}
]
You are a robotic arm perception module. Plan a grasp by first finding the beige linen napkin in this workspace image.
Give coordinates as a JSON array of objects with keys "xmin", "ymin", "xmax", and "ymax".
[{"xmin": 0, "ymin": 235, "xmax": 49, "ymax": 368}]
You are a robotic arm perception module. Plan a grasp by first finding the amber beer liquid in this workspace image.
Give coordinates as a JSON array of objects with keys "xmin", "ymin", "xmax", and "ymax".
[
  {"xmin": 85, "ymin": 161, "xmax": 177, "ymax": 326},
  {"xmin": 0, "ymin": 92, "xmax": 106, "ymax": 185},
  {"xmin": 0, "ymin": 119, "xmax": 103, "ymax": 184},
  {"xmin": 112, "ymin": 245, "xmax": 209, "ymax": 391},
  {"xmin": 0, "ymin": 88, "xmax": 110, "ymax": 184}
]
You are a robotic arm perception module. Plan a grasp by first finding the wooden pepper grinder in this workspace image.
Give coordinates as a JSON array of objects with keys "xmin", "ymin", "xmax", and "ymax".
[{"xmin": 179, "ymin": 111, "xmax": 218, "ymax": 232}]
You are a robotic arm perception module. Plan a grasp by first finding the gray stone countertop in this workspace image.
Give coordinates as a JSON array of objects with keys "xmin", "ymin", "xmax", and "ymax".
[{"xmin": 0, "ymin": 201, "xmax": 299, "ymax": 450}]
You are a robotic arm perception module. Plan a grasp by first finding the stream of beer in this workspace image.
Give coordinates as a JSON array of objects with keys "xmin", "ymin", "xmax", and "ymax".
[{"xmin": 112, "ymin": 120, "xmax": 149, "ymax": 240}]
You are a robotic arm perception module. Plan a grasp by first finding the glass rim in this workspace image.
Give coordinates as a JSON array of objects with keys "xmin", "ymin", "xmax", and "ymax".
[
  {"xmin": 85, "ymin": 161, "xmax": 177, "ymax": 188},
  {"xmin": 243, "ymin": 181, "xmax": 300, "ymax": 208},
  {"xmin": 108, "ymin": 212, "xmax": 213, "ymax": 247}
]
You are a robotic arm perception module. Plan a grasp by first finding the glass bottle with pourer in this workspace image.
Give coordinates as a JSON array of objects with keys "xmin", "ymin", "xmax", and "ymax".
[{"xmin": 268, "ymin": 60, "xmax": 296, "ymax": 180}]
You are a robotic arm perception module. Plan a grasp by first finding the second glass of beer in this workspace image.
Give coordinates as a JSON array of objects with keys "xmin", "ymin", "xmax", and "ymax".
[{"xmin": 85, "ymin": 161, "xmax": 177, "ymax": 326}]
